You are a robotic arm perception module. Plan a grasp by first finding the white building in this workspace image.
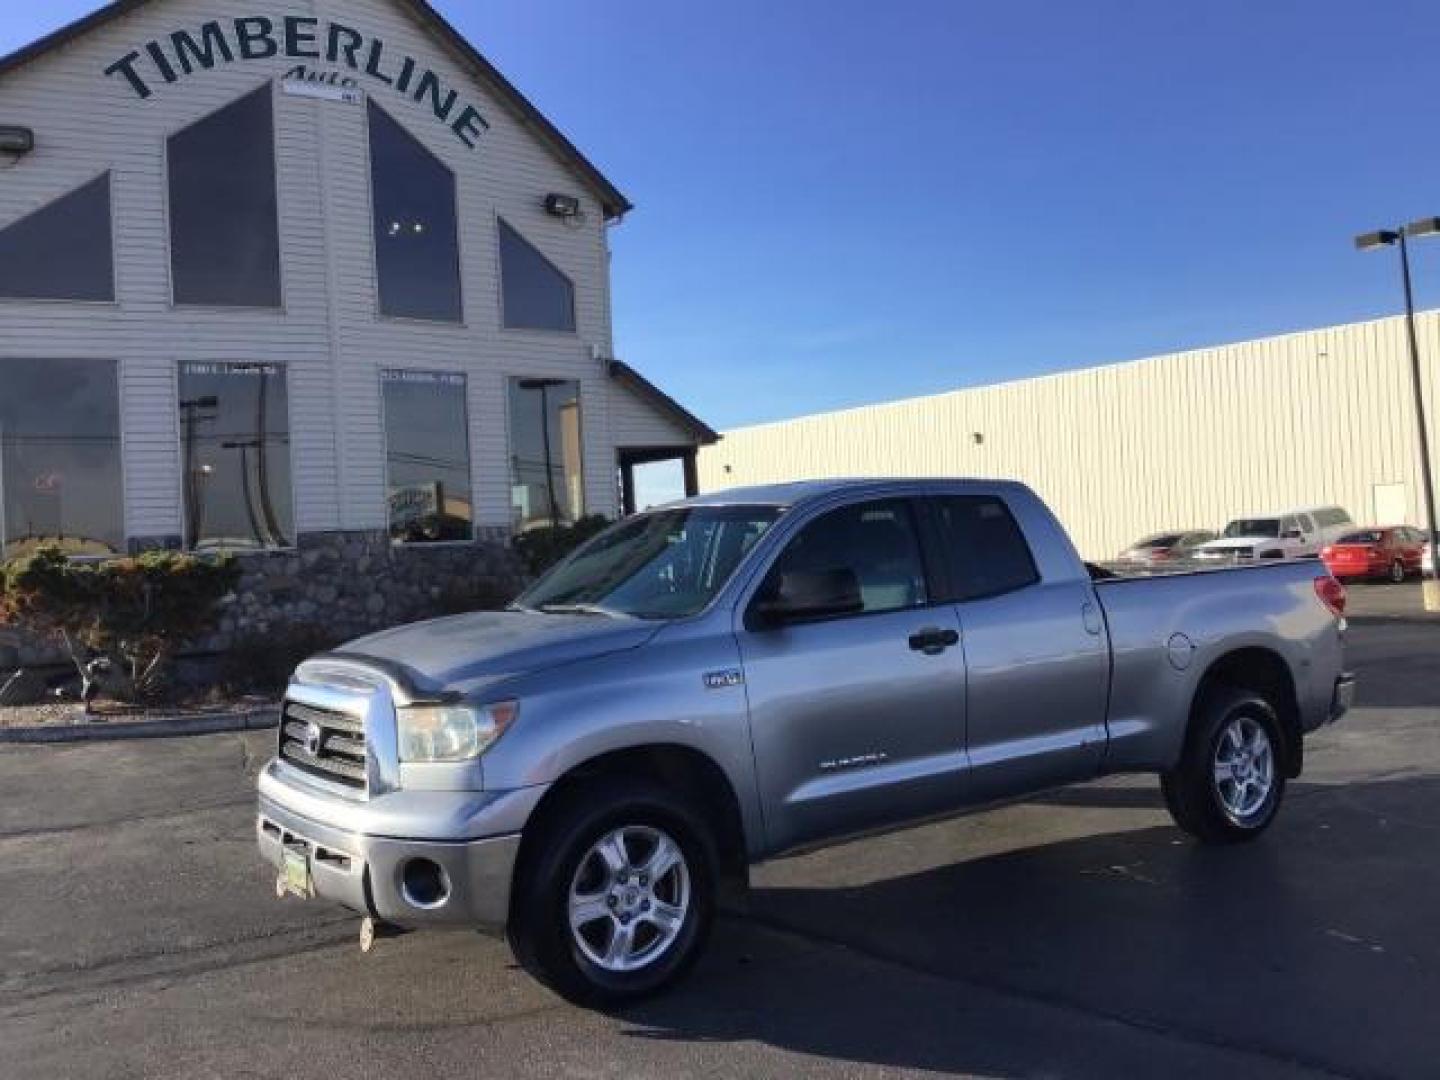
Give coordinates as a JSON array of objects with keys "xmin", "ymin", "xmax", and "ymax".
[
  {"xmin": 0, "ymin": 0, "xmax": 715, "ymax": 567},
  {"xmin": 698, "ymin": 313, "xmax": 1440, "ymax": 560}
]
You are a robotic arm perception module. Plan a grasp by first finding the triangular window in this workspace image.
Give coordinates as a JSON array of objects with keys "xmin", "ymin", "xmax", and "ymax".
[
  {"xmin": 0, "ymin": 173, "xmax": 114, "ymax": 301},
  {"xmin": 499, "ymin": 218, "xmax": 576, "ymax": 332}
]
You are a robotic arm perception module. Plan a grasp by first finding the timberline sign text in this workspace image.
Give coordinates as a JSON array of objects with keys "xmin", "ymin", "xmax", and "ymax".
[{"xmin": 104, "ymin": 16, "xmax": 490, "ymax": 148}]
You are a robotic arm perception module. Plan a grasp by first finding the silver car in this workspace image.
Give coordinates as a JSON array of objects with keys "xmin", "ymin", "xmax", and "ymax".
[{"xmin": 257, "ymin": 479, "xmax": 1353, "ymax": 1004}]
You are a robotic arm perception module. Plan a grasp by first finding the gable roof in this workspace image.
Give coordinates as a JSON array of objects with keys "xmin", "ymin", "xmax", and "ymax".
[
  {"xmin": 609, "ymin": 360, "xmax": 720, "ymax": 446},
  {"xmin": 0, "ymin": 0, "xmax": 633, "ymax": 219}
]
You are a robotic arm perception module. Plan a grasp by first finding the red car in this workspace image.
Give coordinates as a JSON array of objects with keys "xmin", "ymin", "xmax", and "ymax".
[{"xmin": 1321, "ymin": 526, "xmax": 1427, "ymax": 582}]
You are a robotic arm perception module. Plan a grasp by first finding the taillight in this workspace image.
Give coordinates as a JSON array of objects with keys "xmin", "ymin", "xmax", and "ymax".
[
  {"xmin": 1321, "ymin": 547, "xmax": 1333, "ymax": 558},
  {"xmin": 1314, "ymin": 575, "xmax": 1347, "ymax": 618}
]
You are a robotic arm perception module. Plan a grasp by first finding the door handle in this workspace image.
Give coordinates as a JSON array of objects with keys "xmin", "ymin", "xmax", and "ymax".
[{"xmin": 908, "ymin": 627, "xmax": 960, "ymax": 655}]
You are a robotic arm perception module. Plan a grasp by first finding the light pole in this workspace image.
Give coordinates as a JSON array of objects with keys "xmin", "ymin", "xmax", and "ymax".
[{"xmin": 1356, "ymin": 219, "xmax": 1440, "ymax": 611}]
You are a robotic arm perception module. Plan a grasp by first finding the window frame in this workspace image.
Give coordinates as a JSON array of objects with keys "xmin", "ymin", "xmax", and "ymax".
[
  {"xmin": 379, "ymin": 367, "xmax": 477, "ymax": 547},
  {"xmin": 0, "ymin": 171, "xmax": 119, "ymax": 308},
  {"xmin": 504, "ymin": 373, "xmax": 587, "ymax": 530},
  {"xmin": 162, "ymin": 79, "xmax": 287, "ymax": 313},
  {"xmin": 495, "ymin": 215, "xmax": 578, "ymax": 335},
  {"xmin": 364, "ymin": 99, "xmax": 466, "ymax": 327},
  {"xmin": 173, "ymin": 359, "xmax": 299, "ymax": 554},
  {"xmin": 919, "ymin": 493, "xmax": 1041, "ymax": 604},
  {"xmin": 743, "ymin": 496, "xmax": 939, "ymax": 629}
]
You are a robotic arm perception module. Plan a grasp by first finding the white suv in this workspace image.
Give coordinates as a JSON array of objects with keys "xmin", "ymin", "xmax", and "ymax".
[{"xmin": 1196, "ymin": 506, "xmax": 1353, "ymax": 562}]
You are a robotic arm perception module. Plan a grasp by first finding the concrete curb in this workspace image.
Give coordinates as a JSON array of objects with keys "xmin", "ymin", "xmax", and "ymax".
[{"xmin": 0, "ymin": 707, "xmax": 279, "ymax": 745}]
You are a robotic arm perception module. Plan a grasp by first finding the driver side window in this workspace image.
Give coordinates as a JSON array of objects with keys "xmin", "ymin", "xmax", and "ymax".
[{"xmin": 766, "ymin": 499, "xmax": 928, "ymax": 616}]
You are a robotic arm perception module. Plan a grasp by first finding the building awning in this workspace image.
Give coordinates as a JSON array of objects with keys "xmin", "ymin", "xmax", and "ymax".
[{"xmin": 608, "ymin": 360, "xmax": 719, "ymax": 446}]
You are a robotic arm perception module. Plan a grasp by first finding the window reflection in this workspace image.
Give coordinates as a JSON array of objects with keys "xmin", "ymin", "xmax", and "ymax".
[
  {"xmin": 179, "ymin": 363, "xmax": 293, "ymax": 551},
  {"xmin": 508, "ymin": 378, "xmax": 584, "ymax": 530},
  {"xmin": 0, "ymin": 359, "xmax": 123, "ymax": 559},
  {"xmin": 168, "ymin": 86, "xmax": 281, "ymax": 308},
  {"xmin": 369, "ymin": 100, "xmax": 462, "ymax": 322},
  {"xmin": 382, "ymin": 371, "xmax": 473, "ymax": 544}
]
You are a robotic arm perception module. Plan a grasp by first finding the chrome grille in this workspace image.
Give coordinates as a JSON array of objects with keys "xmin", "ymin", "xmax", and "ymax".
[{"xmin": 278, "ymin": 700, "xmax": 367, "ymax": 790}]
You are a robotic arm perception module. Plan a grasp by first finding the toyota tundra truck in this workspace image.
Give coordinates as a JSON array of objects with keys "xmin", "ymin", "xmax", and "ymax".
[{"xmin": 256, "ymin": 479, "xmax": 1354, "ymax": 1004}]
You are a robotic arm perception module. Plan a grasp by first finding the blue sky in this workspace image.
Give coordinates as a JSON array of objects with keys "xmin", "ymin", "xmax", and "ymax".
[{"xmin": 4, "ymin": 1, "xmax": 1440, "ymax": 432}]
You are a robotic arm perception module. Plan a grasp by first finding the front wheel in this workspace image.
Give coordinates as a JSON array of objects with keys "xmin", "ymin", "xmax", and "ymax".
[
  {"xmin": 1389, "ymin": 559, "xmax": 1407, "ymax": 583},
  {"xmin": 508, "ymin": 779, "xmax": 717, "ymax": 1006},
  {"xmin": 1162, "ymin": 686, "xmax": 1286, "ymax": 844}
]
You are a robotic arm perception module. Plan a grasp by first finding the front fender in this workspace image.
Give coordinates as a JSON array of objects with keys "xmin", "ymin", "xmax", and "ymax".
[{"xmin": 477, "ymin": 619, "xmax": 767, "ymax": 856}]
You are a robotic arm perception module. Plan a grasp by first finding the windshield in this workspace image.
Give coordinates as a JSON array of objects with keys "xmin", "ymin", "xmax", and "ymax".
[
  {"xmin": 1336, "ymin": 530, "xmax": 1384, "ymax": 545},
  {"xmin": 1224, "ymin": 518, "xmax": 1281, "ymax": 539},
  {"xmin": 516, "ymin": 505, "xmax": 783, "ymax": 620}
]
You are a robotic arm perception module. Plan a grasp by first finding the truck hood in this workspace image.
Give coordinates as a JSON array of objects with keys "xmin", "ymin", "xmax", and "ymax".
[{"xmin": 335, "ymin": 610, "xmax": 662, "ymax": 692}]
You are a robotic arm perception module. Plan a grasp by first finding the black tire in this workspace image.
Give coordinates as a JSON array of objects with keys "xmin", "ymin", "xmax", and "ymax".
[
  {"xmin": 1390, "ymin": 559, "xmax": 1407, "ymax": 584},
  {"xmin": 507, "ymin": 777, "xmax": 717, "ymax": 1007},
  {"xmin": 1161, "ymin": 685, "xmax": 1286, "ymax": 844}
]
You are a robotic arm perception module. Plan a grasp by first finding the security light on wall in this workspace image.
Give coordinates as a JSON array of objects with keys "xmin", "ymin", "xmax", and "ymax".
[
  {"xmin": 0, "ymin": 126, "xmax": 35, "ymax": 156},
  {"xmin": 544, "ymin": 193, "xmax": 582, "ymax": 218}
]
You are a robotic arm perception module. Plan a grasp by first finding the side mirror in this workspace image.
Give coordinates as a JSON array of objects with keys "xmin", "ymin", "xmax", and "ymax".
[
  {"xmin": 752, "ymin": 568, "xmax": 863, "ymax": 627},
  {"xmin": 1283, "ymin": 529, "xmax": 1303, "ymax": 540}
]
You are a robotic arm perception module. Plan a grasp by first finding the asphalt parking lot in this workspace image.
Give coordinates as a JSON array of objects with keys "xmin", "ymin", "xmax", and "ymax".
[{"xmin": 2, "ymin": 582, "xmax": 1437, "ymax": 1079}]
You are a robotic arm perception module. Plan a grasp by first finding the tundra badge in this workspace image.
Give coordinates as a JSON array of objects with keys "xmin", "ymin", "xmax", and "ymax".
[{"xmin": 703, "ymin": 669, "xmax": 744, "ymax": 690}]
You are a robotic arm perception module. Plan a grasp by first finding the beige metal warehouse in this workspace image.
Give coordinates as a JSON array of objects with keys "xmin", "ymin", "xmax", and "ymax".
[{"xmin": 697, "ymin": 312, "xmax": 1440, "ymax": 561}]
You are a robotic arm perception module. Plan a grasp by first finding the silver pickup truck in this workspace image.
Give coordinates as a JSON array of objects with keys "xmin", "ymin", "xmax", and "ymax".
[{"xmin": 257, "ymin": 479, "xmax": 1353, "ymax": 1004}]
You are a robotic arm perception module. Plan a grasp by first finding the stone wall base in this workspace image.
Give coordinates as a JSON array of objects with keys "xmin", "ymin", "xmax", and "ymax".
[{"xmin": 1, "ymin": 529, "xmax": 528, "ymax": 673}]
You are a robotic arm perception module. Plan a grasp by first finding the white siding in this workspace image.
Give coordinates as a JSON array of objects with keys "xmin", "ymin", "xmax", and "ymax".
[
  {"xmin": 698, "ymin": 313, "xmax": 1440, "ymax": 560},
  {"xmin": 606, "ymin": 377, "xmax": 696, "ymax": 449},
  {"xmin": 0, "ymin": 0, "xmax": 667, "ymax": 545}
]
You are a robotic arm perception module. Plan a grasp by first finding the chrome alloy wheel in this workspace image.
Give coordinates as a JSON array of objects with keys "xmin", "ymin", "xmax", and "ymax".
[
  {"xmin": 568, "ymin": 825, "xmax": 691, "ymax": 973},
  {"xmin": 1213, "ymin": 714, "xmax": 1275, "ymax": 823}
]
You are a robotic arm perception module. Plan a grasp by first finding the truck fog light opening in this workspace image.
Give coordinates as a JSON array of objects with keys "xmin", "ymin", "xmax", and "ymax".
[{"xmin": 400, "ymin": 858, "xmax": 451, "ymax": 909}]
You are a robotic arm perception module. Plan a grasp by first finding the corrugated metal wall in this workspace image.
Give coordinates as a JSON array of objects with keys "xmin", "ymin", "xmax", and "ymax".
[{"xmin": 697, "ymin": 313, "xmax": 1440, "ymax": 560}]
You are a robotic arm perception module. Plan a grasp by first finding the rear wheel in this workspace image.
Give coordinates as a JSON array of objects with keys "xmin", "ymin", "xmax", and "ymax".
[
  {"xmin": 1390, "ymin": 559, "xmax": 1407, "ymax": 583},
  {"xmin": 1162, "ymin": 686, "xmax": 1285, "ymax": 844},
  {"xmin": 508, "ymin": 778, "xmax": 717, "ymax": 1006}
]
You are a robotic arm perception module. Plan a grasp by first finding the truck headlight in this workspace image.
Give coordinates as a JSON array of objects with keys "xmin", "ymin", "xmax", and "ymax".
[{"xmin": 397, "ymin": 700, "xmax": 518, "ymax": 763}]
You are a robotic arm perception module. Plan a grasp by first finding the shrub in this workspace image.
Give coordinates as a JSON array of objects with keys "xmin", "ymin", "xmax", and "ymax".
[
  {"xmin": 0, "ymin": 546, "xmax": 239, "ymax": 706},
  {"xmin": 512, "ymin": 515, "xmax": 612, "ymax": 577}
]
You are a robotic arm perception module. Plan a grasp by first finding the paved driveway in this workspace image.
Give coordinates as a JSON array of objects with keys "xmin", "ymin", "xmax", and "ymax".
[{"xmin": 1, "ymin": 586, "xmax": 1436, "ymax": 1078}]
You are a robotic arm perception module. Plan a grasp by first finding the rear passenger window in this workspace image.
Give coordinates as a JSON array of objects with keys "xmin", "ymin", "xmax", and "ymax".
[
  {"xmin": 767, "ymin": 499, "xmax": 928, "ymax": 615},
  {"xmin": 932, "ymin": 496, "xmax": 1039, "ymax": 601}
]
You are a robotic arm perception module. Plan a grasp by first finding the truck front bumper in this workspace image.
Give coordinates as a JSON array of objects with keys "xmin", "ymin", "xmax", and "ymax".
[{"xmin": 256, "ymin": 761, "xmax": 547, "ymax": 931}]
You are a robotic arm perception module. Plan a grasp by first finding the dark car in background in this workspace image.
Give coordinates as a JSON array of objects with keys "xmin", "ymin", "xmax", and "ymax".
[
  {"xmin": 1117, "ymin": 530, "xmax": 1218, "ymax": 565},
  {"xmin": 1321, "ymin": 526, "xmax": 1427, "ymax": 582}
]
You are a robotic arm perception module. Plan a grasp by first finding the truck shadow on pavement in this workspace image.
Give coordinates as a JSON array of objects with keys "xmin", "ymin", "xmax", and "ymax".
[{"xmin": 621, "ymin": 773, "xmax": 1440, "ymax": 1080}]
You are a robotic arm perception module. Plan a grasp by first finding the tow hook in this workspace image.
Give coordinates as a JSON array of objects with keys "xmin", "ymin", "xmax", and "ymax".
[{"xmin": 359, "ymin": 916, "xmax": 406, "ymax": 954}]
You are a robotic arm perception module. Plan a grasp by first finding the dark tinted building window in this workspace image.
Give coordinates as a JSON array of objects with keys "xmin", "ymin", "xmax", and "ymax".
[
  {"xmin": 168, "ymin": 86, "xmax": 281, "ymax": 307},
  {"xmin": 0, "ymin": 174, "xmax": 114, "ymax": 302},
  {"xmin": 369, "ymin": 101, "xmax": 462, "ymax": 322},
  {"xmin": 179, "ymin": 363, "xmax": 292, "ymax": 550},
  {"xmin": 770, "ymin": 500, "xmax": 928, "ymax": 615},
  {"xmin": 499, "ymin": 219, "xmax": 575, "ymax": 332},
  {"xmin": 382, "ymin": 371, "xmax": 473, "ymax": 543},
  {"xmin": 1, "ymin": 359, "xmax": 123, "ymax": 558},
  {"xmin": 508, "ymin": 378, "xmax": 583, "ymax": 529},
  {"xmin": 932, "ymin": 495, "xmax": 1039, "ymax": 600}
]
